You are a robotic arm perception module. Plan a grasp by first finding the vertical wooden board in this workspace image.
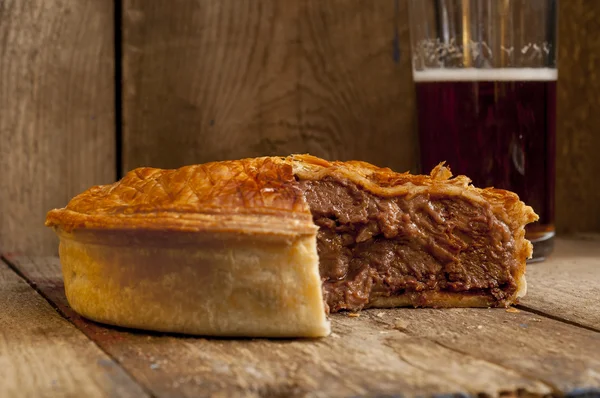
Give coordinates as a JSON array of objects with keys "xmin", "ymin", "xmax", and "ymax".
[
  {"xmin": 0, "ymin": 0, "xmax": 116, "ymax": 255},
  {"xmin": 519, "ymin": 237, "xmax": 600, "ymax": 331},
  {"xmin": 123, "ymin": 0, "xmax": 299, "ymax": 170},
  {"xmin": 298, "ymin": 0, "xmax": 417, "ymax": 172},
  {"xmin": 0, "ymin": 260, "xmax": 148, "ymax": 398},
  {"xmin": 556, "ymin": 0, "xmax": 600, "ymax": 233},
  {"xmin": 122, "ymin": 0, "xmax": 416, "ymax": 173}
]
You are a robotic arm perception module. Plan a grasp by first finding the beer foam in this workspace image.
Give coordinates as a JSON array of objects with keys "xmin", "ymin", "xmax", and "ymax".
[{"xmin": 413, "ymin": 68, "xmax": 557, "ymax": 82}]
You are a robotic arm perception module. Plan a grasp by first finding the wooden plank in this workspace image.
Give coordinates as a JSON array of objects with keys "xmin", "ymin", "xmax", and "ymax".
[
  {"xmin": 14, "ymin": 254, "xmax": 600, "ymax": 397},
  {"xmin": 0, "ymin": 0, "xmax": 116, "ymax": 255},
  {"xmin": 556, "ymin": 0, "xmax": 600, "ymax": 233},
  {"xmin": 519, "ymin": 236, "xmax": 600, "ymax": 331},
  {"xmin": 368, "ymin": 308, "xmax": 600, "ymax": 395},
  {"xmin": 0, "ymin": 259, "xmax": 148, "ymax": 398},
  {"xmin": 122, "ymin": 0, "xmax": 417, "ymax": 175}
]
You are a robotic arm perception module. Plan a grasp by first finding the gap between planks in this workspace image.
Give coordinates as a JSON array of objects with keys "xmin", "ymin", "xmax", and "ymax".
[
  {"xmin": 515, "ymin": 304, "xmax": 600, "ymax": 334},
  {"xmin": 517, "ymin": 236, "xmax": 600, "ymax": 332}
]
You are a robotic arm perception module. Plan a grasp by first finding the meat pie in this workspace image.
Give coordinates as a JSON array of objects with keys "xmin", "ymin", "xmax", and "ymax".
[{"xmin": 46, "ymin": 154, "xmax": 537, "ymax": 337}]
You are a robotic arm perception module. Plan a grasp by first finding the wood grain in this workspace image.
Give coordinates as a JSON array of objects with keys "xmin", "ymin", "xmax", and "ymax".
[
  {"xmin": 369, "ymin": 308, "xmax": 600, "ymax": 395},
  {"xmin": 520, "ymin": 236, "xmax": 600, "ymax": 332},
  {"xmin": 0, "ymin": 259, "xmax": 147, "ymax": 398},
  {"xmin": 0, "ymin": 0, "xmax": 116, "ymax": 255},
  {"xmin": 556, "ymin": 0, "xmax": 600, "ymax": 233},
  {"xmin": 8, "ymin": 248, "xmax": 600, "ymax": 397},
  {"xmin": 122, "ymin": 0, "xmax": 417, "ymax": 174}
]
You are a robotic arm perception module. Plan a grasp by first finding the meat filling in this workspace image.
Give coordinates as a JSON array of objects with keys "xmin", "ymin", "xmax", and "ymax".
[{"xmin": 298, "ymin": 176, "xmax": 519, "ymax": 313}]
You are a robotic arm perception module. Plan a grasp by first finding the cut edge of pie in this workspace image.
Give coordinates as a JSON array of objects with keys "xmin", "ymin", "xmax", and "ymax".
[{"xmin": 291, "ymin": 154, "xmax": 537, "ymax": 313}]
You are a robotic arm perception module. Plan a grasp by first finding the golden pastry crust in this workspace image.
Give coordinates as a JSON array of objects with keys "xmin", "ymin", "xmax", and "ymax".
[
  {"xmin": 47, "ymin": 154, "xmax": 537, "ymax": 240},
  {"xmin": 46, "ymin": 154, "xmax": 538, "ymax": 336},
  {"xmin": 57, "ymin": 228, "xmax": 328, "ymax": 338},
  {"xmin": 46, "ymin": 156, "xmax": 314, "ymax": 235},
  {"xmin": 46, "ymin": 156, "xmax": 328, "ymax": 337}
]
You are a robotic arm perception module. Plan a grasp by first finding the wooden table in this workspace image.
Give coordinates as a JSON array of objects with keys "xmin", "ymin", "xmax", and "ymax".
[{"xmin": 2, "ymin": 237, "xmax": 599, "ymax": 397}]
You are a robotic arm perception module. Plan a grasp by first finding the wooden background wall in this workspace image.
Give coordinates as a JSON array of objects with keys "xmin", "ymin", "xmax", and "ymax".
[
  {"xmin": 1, "ymin": 0, "xmax": 599, "ymax": 255},
  {"xmin": 1, "ymin": 0, "xmax": 116, "ymax": 255}
]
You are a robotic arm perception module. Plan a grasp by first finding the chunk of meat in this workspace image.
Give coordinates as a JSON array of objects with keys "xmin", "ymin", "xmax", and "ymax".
[{"xmin": 299, "ymin": 177, "xmax": 518, "ymax": 312}]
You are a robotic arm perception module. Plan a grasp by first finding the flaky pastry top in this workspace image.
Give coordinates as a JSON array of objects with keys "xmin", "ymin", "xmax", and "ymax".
[
  {"xmin": 46, "ymin": 154, "xmax": 538, "ymax": 237},
  {"xmin": 46, "ymin": 156, "xmax": 313, "ymax": 235}
]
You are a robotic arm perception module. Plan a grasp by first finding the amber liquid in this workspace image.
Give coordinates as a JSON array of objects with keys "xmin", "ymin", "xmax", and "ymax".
[{"xmin": 415, "ymin": 69, "xmax": 556, "ymax": 260}]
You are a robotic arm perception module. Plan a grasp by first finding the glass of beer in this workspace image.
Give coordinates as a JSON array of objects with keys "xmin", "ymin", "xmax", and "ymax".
[{"xmin": 408, "ymin": 0, "xmax": 557, "ymax": 261}]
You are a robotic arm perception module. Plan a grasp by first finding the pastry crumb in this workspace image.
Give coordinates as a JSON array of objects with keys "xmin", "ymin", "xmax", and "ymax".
[
  {"xmin": 394, "ymin": 319, "xmax": 410, "ymax": 330},
  {"xmin": 506, "ymin": 307, "xmax": 520, "ymax": 313},
  {"xmin": 348, "ymin": 313, "xmax": 360, "ymax": 318}
]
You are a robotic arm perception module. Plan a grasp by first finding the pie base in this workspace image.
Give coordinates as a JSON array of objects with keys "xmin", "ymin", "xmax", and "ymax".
[
  {"xmin": 57, "ymin": 228, "xmax": 330, "ymax": 338},
  {"xmin": 367, "ymin": 274, "xmax": 526, "ymax": 309}
]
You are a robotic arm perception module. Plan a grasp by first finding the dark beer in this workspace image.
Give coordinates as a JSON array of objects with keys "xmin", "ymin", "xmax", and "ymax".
[{"xmin": 415, "ymin": 68, "xmax": 557, "ymax": 259}]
